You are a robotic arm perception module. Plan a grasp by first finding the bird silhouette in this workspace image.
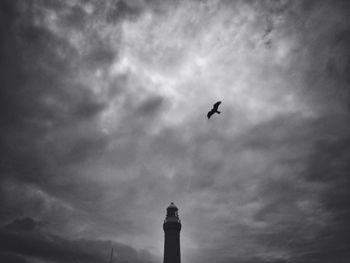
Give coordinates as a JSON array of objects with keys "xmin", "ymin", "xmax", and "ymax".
[{"xmin": 207, "ymin": 101, "xmax": 222, "ymax": 119}]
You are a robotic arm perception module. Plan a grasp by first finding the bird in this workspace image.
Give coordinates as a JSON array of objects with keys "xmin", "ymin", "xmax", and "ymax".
[{"xmin": 207, "ymin": 101, "xmax": 222, "ymax": 119}]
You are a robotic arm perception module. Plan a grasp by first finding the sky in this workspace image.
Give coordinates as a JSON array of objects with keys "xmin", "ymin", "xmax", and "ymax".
[{"xmin": 0, "ymin": 0, "xmax": 350, "ymax": 262}]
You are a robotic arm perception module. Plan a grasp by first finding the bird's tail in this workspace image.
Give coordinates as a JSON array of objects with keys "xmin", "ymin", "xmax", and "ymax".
[{"xmin": 216, "ymin": 111, "xmax": 221, "ymax": 114}]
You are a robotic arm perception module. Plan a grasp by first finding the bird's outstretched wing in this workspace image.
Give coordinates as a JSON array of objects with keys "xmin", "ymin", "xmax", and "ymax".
[
  {"xmin": 207, "ymin": 110, "xmax": 214, "ymax": 119},
  {"xmin": 213, "ymin": 101, "xmax": 221, "ymax": 110}
]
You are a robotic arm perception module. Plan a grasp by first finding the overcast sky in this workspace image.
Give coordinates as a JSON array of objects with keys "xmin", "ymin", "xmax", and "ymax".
[{"xmin": 1, "ymin": 0, "xmax": 350, "ymax": 263}]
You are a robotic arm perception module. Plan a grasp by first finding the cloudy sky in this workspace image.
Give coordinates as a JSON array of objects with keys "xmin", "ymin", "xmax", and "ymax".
[{"xmin": 1, "ymin": 0, "xmax": 350, "ymax": 262}]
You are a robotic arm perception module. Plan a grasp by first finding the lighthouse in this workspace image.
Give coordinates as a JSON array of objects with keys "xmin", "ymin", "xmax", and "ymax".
[{"xmin": 163, "ymin": 202, "xmax": 181, "ymax": 263}]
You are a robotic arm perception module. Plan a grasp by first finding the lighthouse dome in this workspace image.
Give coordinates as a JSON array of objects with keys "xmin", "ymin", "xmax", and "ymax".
[
  {"xmin": 167, "ymin": 202, "xmax": 178, "ymax": 210},
  {"xmin": 165, "ymin": 202, "xmax": 180, "ymax": 221}
]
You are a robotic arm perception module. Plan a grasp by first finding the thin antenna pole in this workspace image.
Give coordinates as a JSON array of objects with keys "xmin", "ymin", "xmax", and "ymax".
[{"xmin": 109, "ymin": 247, "xmax": 114, "ymax": 263}]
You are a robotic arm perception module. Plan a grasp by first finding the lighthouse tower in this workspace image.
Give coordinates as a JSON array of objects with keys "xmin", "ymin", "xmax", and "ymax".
[{"xmin": 163, "ymin": 202, "xmax": 181, "ymax": 263}]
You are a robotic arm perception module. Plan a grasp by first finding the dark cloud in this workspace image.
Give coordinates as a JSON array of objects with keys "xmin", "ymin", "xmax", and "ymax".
[
  {"xmin": 0, "ymin": 0, "xmax": 111, "ymax": 183},
  {"xmin": 136, "ymin": 96, "xmax": 165, "ymax": 116},
  {"xmin": 0, "ymin": 218, "xmax": 156, "ymax": 263},
  {"xmin": 299, "ymin": 135, "xmax": 350, "ymax": 262},
  {"xmin": 107, "ymin": 0, "xmax": 145, "ymax": 23},
  {"xmin": 0, "ymin": 252, "xmax": 31, "ymax": 263},
  {"xmin": 0, "ymin": 1, "xmax": 119, "ymax": 253},
  {"xmin": 4, "ymin": 217, "xmax": 40, "ymax": 232}
]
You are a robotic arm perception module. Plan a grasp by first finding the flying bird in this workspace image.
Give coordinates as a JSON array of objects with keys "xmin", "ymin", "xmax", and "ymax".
[{"xmin": 207, "ymin": 101, "xmax": 222, "ymax": 119}]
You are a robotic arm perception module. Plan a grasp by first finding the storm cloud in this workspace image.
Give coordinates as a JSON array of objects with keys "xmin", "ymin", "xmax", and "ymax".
[{"xmin": 0, "ymin": 0, "xmax": 350, "ymax": 263}]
